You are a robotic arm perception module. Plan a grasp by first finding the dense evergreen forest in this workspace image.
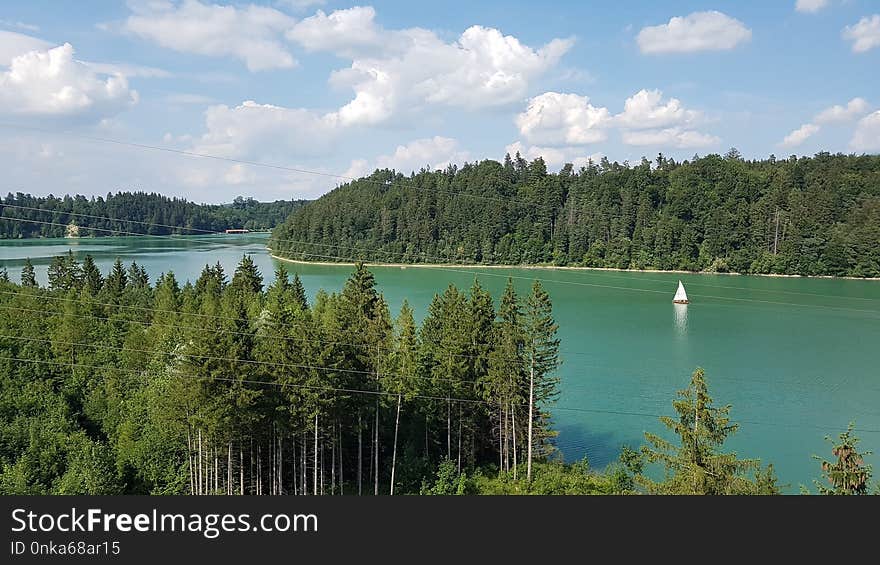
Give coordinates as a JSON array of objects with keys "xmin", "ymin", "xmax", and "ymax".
[
  {"xmin": 0, "ymin": 192, "xmax": 308, "ymax": 238},
  {"xmin": 1, "ymin": 254, "xmax": 872, "ymax": 494},
  {"xmin": 271, "ymin": 151, "xmax": 880, "ymax": 278}
]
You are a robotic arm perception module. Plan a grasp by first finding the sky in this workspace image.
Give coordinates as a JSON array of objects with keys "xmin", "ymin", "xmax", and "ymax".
[{"xmin": 0, "ymin": 0, "xmax": 878, "ymax": 203}]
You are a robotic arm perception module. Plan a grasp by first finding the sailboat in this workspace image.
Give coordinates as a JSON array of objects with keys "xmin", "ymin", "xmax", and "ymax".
[{"xmin": 673, "ymin": 280, "xmax": 689, "ymax": 304}]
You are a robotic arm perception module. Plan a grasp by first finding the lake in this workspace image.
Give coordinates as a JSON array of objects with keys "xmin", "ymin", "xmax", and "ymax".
[{"xmin": 2, "ymin": 233, "xmax": 879, "ymax": 492}]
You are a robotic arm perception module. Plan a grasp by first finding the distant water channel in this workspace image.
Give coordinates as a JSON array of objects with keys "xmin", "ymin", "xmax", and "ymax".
[{"xmin": 3, "ymin": 233, "xmax": 879, "ymax": 491}]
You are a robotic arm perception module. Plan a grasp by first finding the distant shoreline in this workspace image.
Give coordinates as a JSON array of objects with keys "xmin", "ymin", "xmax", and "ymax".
[{"xmin": 269, "ymin": 253, "xmax": 880, "ymax": 281}]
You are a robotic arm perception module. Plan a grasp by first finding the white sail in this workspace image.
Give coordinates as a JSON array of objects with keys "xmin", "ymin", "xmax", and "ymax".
[{"xmin": 673, "ymin": 280, "xmax": 688, "ymax": 303}]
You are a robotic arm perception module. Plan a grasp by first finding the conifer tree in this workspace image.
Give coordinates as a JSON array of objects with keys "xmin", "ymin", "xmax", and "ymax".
[
  {"xmin": 814, "ymin": 423, "xmax": 873, "ymax": 495},
  {"xmin": 640, "ymin": 368, "xmax": 778, "ymax": 494},
  {"xmin": 523, "ymin": 280, "xmax": 560, "ymax": 481},
  {"xmin": 20, "ymin": 258, "xmax": 36, "ymax": 287}
]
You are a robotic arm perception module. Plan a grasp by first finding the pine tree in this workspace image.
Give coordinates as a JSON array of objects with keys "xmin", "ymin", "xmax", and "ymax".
[
  {"xmin": 814, "ymin": 423, "xmax": 873, "ymax": 495},
  {"xmin": 81, "ymin": 255, "xmax": 103, "ymax": 294},
  {"xmin": 523, "ymin": 280, "xmax": 560, "ymax": 481},
  {"xmin": 20, "ymin": 258, "xmax": 36, "ymax": 287},
  {"xmin": 640, "ymin": 368, "xmax": 777, "ymax": 494}
]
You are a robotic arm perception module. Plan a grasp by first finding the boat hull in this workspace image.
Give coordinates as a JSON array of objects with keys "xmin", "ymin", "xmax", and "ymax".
[{"xmin": 673, "ymin": 299, "xmax": 689, "ymax": 304}]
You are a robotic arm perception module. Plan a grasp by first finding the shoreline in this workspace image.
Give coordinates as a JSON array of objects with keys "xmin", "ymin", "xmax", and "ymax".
[{"xmin": 269, "ymin": 253, "xmax": 880, "ymax": 281}]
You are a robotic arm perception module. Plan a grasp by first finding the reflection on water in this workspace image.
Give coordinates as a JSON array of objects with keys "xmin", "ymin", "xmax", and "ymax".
[{"xmin": 673, "ymin": 303, "xmax": 688, "ymax": 335}]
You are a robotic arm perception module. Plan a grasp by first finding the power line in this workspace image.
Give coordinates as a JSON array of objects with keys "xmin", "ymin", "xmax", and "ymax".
[
  {"xmin": 0, "ymin": 333, "xmax": 485, "ymax": 389},
  {"xmin": 3, "ymin": 215, "xmax": 878, "ymax": 317},
  {"xmin": 0, "ymin": 122, "xmax": 537, "ymax": 208},
  {"xmin": 4, "ymin": 354, "xmax": 877, "ymax": 434}
]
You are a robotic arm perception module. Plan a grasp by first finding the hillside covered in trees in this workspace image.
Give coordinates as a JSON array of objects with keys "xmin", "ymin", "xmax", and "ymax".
[
  {"xmin": 0, "ymin": 192, "xmax": 308, "ymax": 238},
  {"xmin": 270, "ymin": 151, "xmax": 880, "ymax": 278}
]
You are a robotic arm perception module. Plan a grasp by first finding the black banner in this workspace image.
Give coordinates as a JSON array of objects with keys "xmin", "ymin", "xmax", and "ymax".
[{"xmin": 0, "ymin": 495, "xmax": 871, "ymax": 563}]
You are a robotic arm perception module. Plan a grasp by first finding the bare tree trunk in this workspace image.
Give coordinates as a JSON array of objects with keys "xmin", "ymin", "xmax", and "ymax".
[
  {"xmin": 331, "ymin": 423, "xmax": 336, "ymax": 495},
  {"xmin": 512, "ymin": 401, "xmax": 517, "ymax": 481},
  {"xmin": 187, "ymin": 428, "xmax": 194, "ymax": 496},
  {"xmin": 239, "ymin": 440, "xmax": 243, "ymax": 496},
  {"xmin": 447, "ymin": 397, "xmax": 451, "ymax": 461},
  {"xmin": 227, "ymin": 441, "xmax": 232, "ymax": 495},
  {"xmin": 390, "ymin": 394, "xmax": 401, "ymax": 495},
  {"xmin": 457, "ymin": 403, "xmax": 462, "ymax": 474},
  {"xmin": 198, "ymin": 429, "xmax": 203, "ymax": 495},
  {"xmin": 498, "ymin": 409, "xmax": 503, "ymax": 476},
  {"xmin": 357, "ymin": 411, "xmax": 363, "ymax": 496},
  {"xmin": 313, "ymin": 413, "xmax": 318, "ymax": 496},
  {"xmin": 374, "ymin": 398, "xmax": 379, "ymax": 496},
  {"xmin": 527, "ymin": 360, "xmax": 534, "ymax": 483},
  {"xmin": 339, "ymin": 424, "xmax": 344, "ymax": 495}
]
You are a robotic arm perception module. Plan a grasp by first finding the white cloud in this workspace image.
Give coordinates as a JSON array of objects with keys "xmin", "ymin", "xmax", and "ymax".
[
  {"xmin": 192, "ymin": 100, "xmax": 341, "ymax": 159},
  {"xmin": 795, "ymin": 0, "xmax": 829, "ymax": 14},
  {"xmin": 298, "ymin": 12, "xmax": 573, "ymax": 125},
  {"xmin": 779, "ymin": 98, "xmax": 870, "ymax": 148},
  {"xmin": 341, "ymin": 137, "xmax": 470, "ymax": 179},
  {"xmin": 0, "ymin": 43, "xmax": 138, "ymax": 118},
  {"xmin": 287, "ymin": 6, "xmax": 384, "ymax": 57},
  {"xmin": 125, "ymin": 0, "xmax": 297, "ymax": 71},
  {"xmin": 814, "ymin": 97, "xmax": 870, "ymax": 124},
  {"xmin": 505, "ymin": 141, "xmax": 602, "ymax": 168},
  {"xmin": 615, "ymin": 89, "xmax": 700, "ymax": 129},
  {"xmin": 621, "ymin": 127, "xmax": 719, "ymax": 148},
  {"xmin": 781, "ymin": 123, "xmax": 821, "ymax": 147},
  {"xmin": 0, "ymin": 30, "xmax": 52, "ymax": 65},
  {"xmin": 637, "ymin": 11, "xmax": 752, "ymax": 54},
  {"xmin": 375, "ymin": 136, "xmax": 469, "ymax": 172},
  {"xmin": 515, "ymin": 92, "xmax": 611, "ymax": 145},
  {"xmin": 850, "ymin": 111, "xmax": 880, "ymax": 152},
  {"xmin": 843, "ymin": 15, "xmax": 880, "ymax": 53}
]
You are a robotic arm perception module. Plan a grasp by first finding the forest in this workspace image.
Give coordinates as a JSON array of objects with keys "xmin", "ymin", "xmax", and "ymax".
[
  {"xmin": 270, "ymin": 151, "xmax": 880, "ymax": 278},
  {"xmin": 0, "ymin": 192, "xmax": 308, "ymax": 238},
  {"xmin": 0, "ymin": 254, "xmax": 872, "ymax": 495}
]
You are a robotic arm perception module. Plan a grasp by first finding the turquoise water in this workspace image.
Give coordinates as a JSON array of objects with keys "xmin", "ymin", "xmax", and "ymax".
[{"xmin": 2, "ymin": 234, "xmax": 879, "ymax": 491}]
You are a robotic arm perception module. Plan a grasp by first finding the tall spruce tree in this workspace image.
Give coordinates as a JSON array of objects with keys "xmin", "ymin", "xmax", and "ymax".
[
  {"xmin": 814, "ymin": 423, "xmax": 873, "ymax": 495},
  {"xmin": 640, "ymin": 368, "xmax": 778, "ymax": 494}
]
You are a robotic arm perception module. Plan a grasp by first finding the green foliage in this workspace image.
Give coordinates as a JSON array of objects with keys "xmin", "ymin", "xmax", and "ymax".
[
  {"xmin": 639, "ymin": 368, "xmax": 780, "ymax": 495},
  {"xmin": 1, "ymin": 191, "xmax": 308, "ymax": 237},
  {"xmin": 814, "ymin": 423, "xmax": 873, "ymax": 495},
  {"xmin": 271, "ymin": 152, "xmax": 880, "ymax": 278}
]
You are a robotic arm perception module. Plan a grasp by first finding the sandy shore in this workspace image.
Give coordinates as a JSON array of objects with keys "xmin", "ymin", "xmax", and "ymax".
[{"xmin": 269, "ymin": 253, "xmax": 880, "ymax": 281}]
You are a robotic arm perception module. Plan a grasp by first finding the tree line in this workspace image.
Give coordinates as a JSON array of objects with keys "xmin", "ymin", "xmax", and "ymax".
[
  {"xmin": 0, "ymin": 192, "xmax": 309, "ymax": 238},
  {"xmin": 270, "ymin": 151, "xmax": 880, "ymax": 278},
  {"xmin": 0, "ymin": 255, "xmax": 873, "ymax": 494}
]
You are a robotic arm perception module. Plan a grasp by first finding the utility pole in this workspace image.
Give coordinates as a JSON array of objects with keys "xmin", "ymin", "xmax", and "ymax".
[{"xmin": 375, "ymin": 344, "xmax": 380, "ymax": 496}]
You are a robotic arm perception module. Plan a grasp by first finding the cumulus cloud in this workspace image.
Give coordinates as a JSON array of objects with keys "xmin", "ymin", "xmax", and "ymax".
[
  {"xmin": 0, "ymin": 43, "xmax": 138, "ymax": 118},
  {"xmin": 505, "ymin": 141, "xmax": 602, "ymax": 168},
  {"xmin": 781, "ymin": 123, "xmax": 821, "ymax": 147},
  {"xmin": 295, "ymin": 11, "xmax": 573, "ymax": 125},
  {"xmin": 843, "ymin": 15, "xmax": 880, "ymax": 53},
  {"xmin": 814, "ymin": 97, "xmax": 870, "ymax": 124},
  {"xmin": 850, "ymin": 111, "xmax": 880, "ymax": 152},
  {"xmin": 192, "ymin": 100, "xmax": 340, "ymax": 159},
  {"xmin": 287, "ymin": 6, "xmax": 384, "ymax": 57},
  {"xmin": 795, "ymin": 0, "xmax": 829, "ymax": 13},
  {"xmin": 0, "ymin": 30, "xmax": 52, "ymax": 65},
  {"xmin": 780, "ymin": 97, "xmax": 871, "ymax": 148},
  {"xmin": 343, "ymin": 136, "xmax": 469, "ymax": 179},
  {"xmin": 637, "ymin": 11, "xmax": 752, "ymax": 54},
  {"xmin": 515, "ymin": 92, "xmax": 611, "ymax": 145},
  {"xmin": 125, "ymin": 0, "xmax": 297, "ymax": 71},
  {"xmin": 615, "ymin": 88, "xmax": 700, "ymax": 129},
  {"xmin": 621, "ymin": 127, "xmax": 719, "ymax": 148}
]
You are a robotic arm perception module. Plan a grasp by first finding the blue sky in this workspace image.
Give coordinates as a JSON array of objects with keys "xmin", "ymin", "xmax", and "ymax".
[{"xmin": 0, "ymin": 0, "xmax": 878, "ymax": 203}]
